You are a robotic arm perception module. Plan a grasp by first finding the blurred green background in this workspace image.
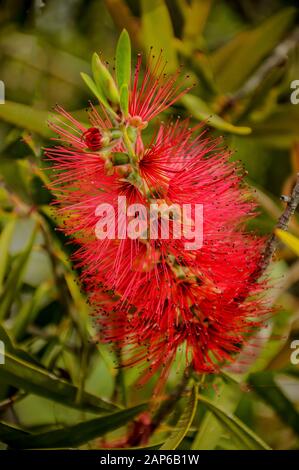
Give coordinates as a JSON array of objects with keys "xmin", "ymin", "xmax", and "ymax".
[{"xmin": 0, "ymin": 0, "xmax": 299, "ymax": 450}]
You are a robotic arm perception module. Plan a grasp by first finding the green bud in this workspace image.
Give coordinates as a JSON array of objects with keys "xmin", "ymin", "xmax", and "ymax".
[{"xmin": 112, "ymin": 152, "xmax": 130, "ymax": 166}]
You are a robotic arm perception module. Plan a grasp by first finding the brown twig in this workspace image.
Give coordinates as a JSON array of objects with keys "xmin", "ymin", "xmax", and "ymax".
[
  {"xmin": 259, "ymin": 173, "xmax": 299, "ymax": 275},
  {"xmin": 0, "ymin": 393, "xmax": 26, "ymax": 413}
]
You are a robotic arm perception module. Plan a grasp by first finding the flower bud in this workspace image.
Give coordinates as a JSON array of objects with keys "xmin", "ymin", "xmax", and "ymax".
[
  {"xmin": 82, "ymin": 127, "xmax": 103, "ymax": 151},
  {"xmin": 128, "ymin": 115, "xmax": 148, "ymax": 130}
]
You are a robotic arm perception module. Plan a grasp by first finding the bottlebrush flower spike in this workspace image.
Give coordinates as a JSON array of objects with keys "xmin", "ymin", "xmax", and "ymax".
[{"xmin": 46, "ymin": 31, "xmax": 271, "ymax": 386}]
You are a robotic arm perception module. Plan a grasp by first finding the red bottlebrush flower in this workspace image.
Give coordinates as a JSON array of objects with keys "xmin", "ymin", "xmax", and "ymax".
[
  {"xmin": 90, "ymin": 123, "xmax": 270, "ymax": 382},
  {"xmin": 82, "ymin": 127, "xmax": 104, "ymax": 151},
  {"xmin": 46, "ymin": 51, "xmax": 271, "ymax": 386}
]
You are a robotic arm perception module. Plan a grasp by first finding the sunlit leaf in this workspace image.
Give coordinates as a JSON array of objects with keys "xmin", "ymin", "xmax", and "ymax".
[
  {"xmin": 182, "ymin": 94, "xmax": 251, "ymax": 135},
  {"xmin": 276, "ymin": 229, "xmax": 299, "ymax": 256}
]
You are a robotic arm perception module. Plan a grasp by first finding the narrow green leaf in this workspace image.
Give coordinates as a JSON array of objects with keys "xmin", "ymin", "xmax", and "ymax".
[
  {"xmin": 116, "ymin": 29, "xmax": 131, "ymax": 89},
  {"xmin": 160, "ymin": 384, "xmax": 198, "ymax": 450},
  {"xmin": 182, "ymin": 94, "xmax": 252, "ymax": 135},
  {"xmin": 140, "ymin": 0, "xmax": 177, "ymax": 73},
  {"xmin": 80, "ymin": 72, "xmax": 113, "ymax": 112},
  {"xmin": 197, "ymin": 394, "xmax": 271, "ymax": 450},
  {"xmin": 191, "ymin": 381, "xmax": 240, "ymax": 450},
  {"xmin": 248, "ymin": 371, "xmax": 299, "ymax": 436},
  {"xmin": 14, "ymin": 404, "xmax": 147, "ymax": 449},
  {"xmin": 282, "ymin": 367, "xmax": 299, "ymax": 380},
  {"xmin": 10, "ymin": 282, "xmax": 51, "ymax": 341},
  {"xmin": 0, "ymin": 324, "xmax": 41, "ymax": 366},
  {"xmin": 0, "ymin": 225, "xmax": 37, "ymax": 321},
  {"xmin": 92, "ymin": 53, "xmax": 120, "ymax": 105},
  {"xmin": 0, "ymin": 159, "xmax": 32, "ymax": 202},
  {"xmin": 0, "ymin": 421, "xmax": 31, "ymax": 447},
  {"xmin": 0, "ymin": 350, "xmax": 117, "ymax": 414},
  {"xmin": 119, "ymin": 84, "xmax": 129, "ymax": 117},
  {"xmin": 0, "ymin": 217, "xmax": 16, "ymax": 293}
]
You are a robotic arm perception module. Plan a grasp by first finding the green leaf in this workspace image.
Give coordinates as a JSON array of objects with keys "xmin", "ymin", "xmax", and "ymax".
[
  {"xmin": 116, "ymin": 29, "xmax": 131, "ymax": 90},
  {"xmin": 80, "ymin": 72, "xmax": 113, "ymax": 112},
  {"xmin": 0, "ymin": 350, "xmax": 117, "ymax": 414},
  {"xmin": 91, "ymin": 53, "xmax": 120, "ymax": 105},
  {"xmin": 275, "ymin": 229, "xmax": 299, "ymax": 257},
  {"xmin": 210, "ymin": 8, "xmax": 296, "ymax": 93},
  {"xmin": 0, "ymin": 225, "xmax": 37, "ymax": 321},
  {"xmin": 0, "ymin": 217, "xmax": 16, "ymax": 293},
  {"xmin": 140, "ymin": 0, "xmax": 177, "ymax": 73},
  {"xmin": 10, "ymin": 282, "xmax": 51, "ymax": 341},
  {"xmin": 182, "ymin": 94, "xmax": 252, "ymax": 135},
  {"xmin": 282, "ymin": 367, "xmax": 299, "ymax": 380},
  {"xmin": 119, "ymin": 84, "xmax": 129, "ymax": 117},
  {"xmin": 0, "ymin": 31, "xmax": 89, "ymax": 88},
  {"xmin": 0, "ymin": 101, "xmax": 52, "ymax": 138},
  {"xmin": 0, "ymin": 159, "xmax": 32, "ymax": 202},
  {"xmin": 197, "ymin": 394, "xmax": 271, "ymax": 450},
  {"xmin": 0, "ymin": 324, "xmax": 41, "ymax": 366},
  {"xmin": 160, "ymin": 384, "xmax": 198, "ymax": 450},
  {"xmin": 191, "ymin": 381, "xmax": 240, "ymax": 450},
  {"xmin": 12, "ymin": 404, "xmax": 147, "ymax": 449},
  {"xmin": 251, "ymin": 104, "xmax": 299, "ymax": 149},
  {"xmin": 0, "ymin": 421, "xmax": 30, "ymax": 447},
  {"xmin": 248, "ymin": 372, "xmax": 299, "ymax": 436},
  {"xmin": 100, "ymin": 441, "xmax": 165, "ymax": 451}
]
